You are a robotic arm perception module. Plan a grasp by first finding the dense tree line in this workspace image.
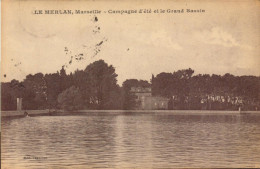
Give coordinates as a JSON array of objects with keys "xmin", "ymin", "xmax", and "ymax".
[
  {"xmin": 152, "ymin": 69, "xmax": 260, "ymax": 110},
  {"xmin": 2, "ymin": 60, "xmax": 123, "ymax": 111},
  {"xmin": 1, "ymin": 60, "xmax": 259, "ymax": 111}
]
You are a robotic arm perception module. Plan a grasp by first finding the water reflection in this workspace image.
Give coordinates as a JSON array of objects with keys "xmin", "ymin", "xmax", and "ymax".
[{"xmin": 2, "ymin": 113, "xmax": 260, "ymax": 168}]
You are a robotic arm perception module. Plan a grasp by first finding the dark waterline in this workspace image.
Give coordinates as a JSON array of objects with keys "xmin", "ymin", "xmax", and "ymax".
[{"xmin": 2, "ymin": 113, "xmax": 260, "ymax": 168}]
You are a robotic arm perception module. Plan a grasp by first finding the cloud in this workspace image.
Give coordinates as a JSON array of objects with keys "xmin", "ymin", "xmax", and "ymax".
[
  {"xmin": 150, "ymin": 30, "xmax": 183, "ymax": 50},
  {"xmin": 134, "ymin": 29, "xmax": 183, "ymax": 51},
  {"xmin": 194, "ymin": 27, "xmax": 252, "ymax": 50}
]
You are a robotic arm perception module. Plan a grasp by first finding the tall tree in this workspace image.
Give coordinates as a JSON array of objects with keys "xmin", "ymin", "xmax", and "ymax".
[
  {"xmin": 84, "ymin": 60, "xmax": 119, "ymax": 109},
  {"xmin": 45, "ymin": 72, "xmax": 61, "ymax": 109},
  {"xmin": 22, "ymin": 73, "xmax": 47, "ymax": 109}
]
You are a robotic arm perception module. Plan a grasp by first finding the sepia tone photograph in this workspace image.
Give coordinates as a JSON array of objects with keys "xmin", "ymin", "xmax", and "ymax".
[{"xmin": 1, "ymin": 0, "xmax": 260, "ymax": 168}]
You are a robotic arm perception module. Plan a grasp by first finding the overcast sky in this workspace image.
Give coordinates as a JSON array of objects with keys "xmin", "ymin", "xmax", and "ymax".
[{"xmin": 2, "ymin": 0, "xmax": 259, "ymax": 84}]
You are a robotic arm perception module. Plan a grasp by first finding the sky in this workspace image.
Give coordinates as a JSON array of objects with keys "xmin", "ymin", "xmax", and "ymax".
[{"xmin": 1, "ymin": 0, "xmax": 260, "ymax": 85}]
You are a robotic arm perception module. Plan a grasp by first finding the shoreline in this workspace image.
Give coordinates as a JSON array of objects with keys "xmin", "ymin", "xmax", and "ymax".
[{"xmin": 1, "ymin": 109, "xmax": 260, "ymax": 118}]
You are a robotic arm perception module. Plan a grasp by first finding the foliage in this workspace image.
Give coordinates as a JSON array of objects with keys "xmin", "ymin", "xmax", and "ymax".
[
  {"xmin": 1, "ymin": 61, "xmax": 259, "ymax": 111},
  {"xmin": 57, "ymin": 86, "xmax": 83, "ymax": 111},
  {"xmin": 152, "ymin": 69, "xmax": 259, "ymax": 110},
  {"xmin": 84, "ymin": 60, "xmax": 119, "ymax": 109}
]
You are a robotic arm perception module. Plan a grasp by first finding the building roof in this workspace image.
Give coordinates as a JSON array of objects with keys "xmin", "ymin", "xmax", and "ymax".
[{"xmin": 130, "ymin": 87, "xmax": 151, "ymax": 93}]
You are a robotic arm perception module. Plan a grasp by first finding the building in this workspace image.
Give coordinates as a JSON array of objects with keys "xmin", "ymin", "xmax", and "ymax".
[
  {"xmin": 130, "ymin": 87, "xmax": 169, "ymax": 110},
  {"xmin": 130, "ymin": 86, "xmax": 152, "ymax": 99}
]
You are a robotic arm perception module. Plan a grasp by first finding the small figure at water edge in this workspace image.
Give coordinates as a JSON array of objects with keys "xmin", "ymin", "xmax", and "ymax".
[{"xmin": 24, "ymin": 111, "xmax": 29, "ymax": 117}]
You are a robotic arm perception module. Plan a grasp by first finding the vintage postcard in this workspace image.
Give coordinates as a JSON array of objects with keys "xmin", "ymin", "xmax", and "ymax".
[{"xmin": 1, "ymin": 0, "xmax": 260, "ymax": 168}]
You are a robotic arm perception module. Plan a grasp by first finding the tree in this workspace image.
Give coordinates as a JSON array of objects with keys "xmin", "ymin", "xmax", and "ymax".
[
  {"xmin": 102, "ymin": 85, "xmax": 123, "ymax": 110},
  {"xmin": 57, "ymin": 86, "xmax": 83, "ymax": 111},
  {"xmin": 84, "ymin": 60, "xmax": 119, "ymax": 109},
  {"xmin": 59, "ymin": 66, "xmax": 73, "ymax": 92},
  {"xmin": 152, "ymin": 68, "xmax": 194, "ymax": 98},
  {"xmin": 45, "ymin": 72, "xmax": 61, "ymax": 109},
  {"xmin": 1, "ymin": 82, "xmax": 16, "ymax": 110},
  {"xmin": 122, "ymin": 79, "xmax": 138, "ymax": 110},
  {"xmin": 22, "ymin": 73, "xmax": 47, "ymax": 109}
]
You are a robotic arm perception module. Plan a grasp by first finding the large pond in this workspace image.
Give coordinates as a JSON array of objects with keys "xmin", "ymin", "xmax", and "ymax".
[{"xmin": 2, "ymin": 112, "xmax": 260, "ymax": 168}]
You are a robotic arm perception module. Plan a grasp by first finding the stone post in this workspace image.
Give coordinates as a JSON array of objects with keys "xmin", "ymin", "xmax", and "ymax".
[{"xmin": 17, "ymin": 98, "xmax": 22, "ymax": 111}]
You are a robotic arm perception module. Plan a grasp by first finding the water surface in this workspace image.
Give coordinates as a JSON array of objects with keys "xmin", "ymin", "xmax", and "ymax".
[{"xmin": 2, "ymin": 112, "xmax": 260, "ymax": 168}]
